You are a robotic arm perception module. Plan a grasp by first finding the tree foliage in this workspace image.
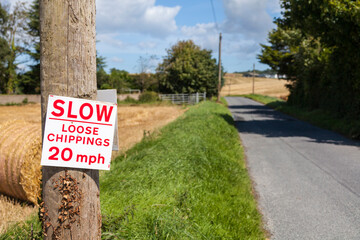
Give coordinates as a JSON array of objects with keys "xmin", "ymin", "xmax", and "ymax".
[
  {"xmin": 96, "ymin": 54, "xmax": 158, "ymax": 93},
  {"xmin": 0, "ymin": 37, "xmax": 11, "ymax": 92},
  {"xmin": 0, "ymin": 3, "xmax": 10, "ymax": 93},
  {"xmin": 157, "ymin": 40, "xmax": 219, "ymax": 97},
  {"xmin": 108, "ymin": 68, "xmax": 132, "ymax": 91},
  {"xmin": 0, "ymin": 2, "xmax": 29, "ymax": 94},
  {"xmin": 21, "ymin": 0, "xmax": 40, "ymax": 94},
  {"xmin": 259, "ymin": 0, "xmax": 360, "ymax": 119},
  {"xmin": 134, "ymin": 55, "xmax": 158, "ymax": 92},
  {"xmin": 95, "ymin": 54, "xmax": 132, "ymax": 92}
]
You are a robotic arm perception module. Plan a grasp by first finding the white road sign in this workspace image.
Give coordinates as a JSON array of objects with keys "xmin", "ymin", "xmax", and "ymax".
[
  {"xmin": 97, "ymin": 89, "xmax": 119, "ymax": 151},
  {"xmin": 41, "ymin": 95, "xmax": 117, "ymax": 170}
]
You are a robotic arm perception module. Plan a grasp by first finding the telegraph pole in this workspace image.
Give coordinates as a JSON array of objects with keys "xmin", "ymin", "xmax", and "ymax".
[
  {"xmin": 40, "ymin": 0, "xmax": 101, "ymax": 239},
  {"xmin": 252, "ymin": 63, "xmax": 255, "ymax": 94},
  {"xmin": 217, "ymin": 33, "xmax": 222, "ymax": 102}
]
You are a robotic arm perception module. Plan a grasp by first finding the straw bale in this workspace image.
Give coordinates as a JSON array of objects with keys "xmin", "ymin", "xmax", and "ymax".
[{"xmin": 0, "ymin": 120, "xmax": 42, "ymax": 204}]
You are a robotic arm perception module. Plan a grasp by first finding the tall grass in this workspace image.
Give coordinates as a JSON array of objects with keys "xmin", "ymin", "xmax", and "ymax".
[
  {"xmin": 101, "ymin": 101, "xmax": 265, "ymax": 239},
  {"xmin": 0, "ymin": 214, "xmax": 42, "ymax": 240}
]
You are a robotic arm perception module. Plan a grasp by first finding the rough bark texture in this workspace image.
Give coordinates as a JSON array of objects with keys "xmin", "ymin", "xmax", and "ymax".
[{"xmin": 40, "ymin": 0, "xmax": 100, "ymax": 239}]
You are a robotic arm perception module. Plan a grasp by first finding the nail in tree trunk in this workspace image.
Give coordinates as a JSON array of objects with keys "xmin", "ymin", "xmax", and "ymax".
[{"xmin": 40, "ymin": 0, "xmax": 100, "ymax": 239}]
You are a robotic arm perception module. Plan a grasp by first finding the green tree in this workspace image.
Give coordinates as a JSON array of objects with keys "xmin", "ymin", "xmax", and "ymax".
[
  {"xmin": 259, "ymin": 0, "xmax": 360, "ymax": 118},
  {"xmin": 134, "ymin": 55, "xmax": 158, "ymax": 92},
  {"xmin": 97, "ymin": 68, "xmax": 110, "ymax": 89},
  {"xmin": 108, "ymin": 68, "xmax": 131, "ymax": 92},
  {"xmin": 157, "ymin": 40, "xmax": 218, "ymax": 97},
  {"xmin": 0, "ymin": 37, "xmax": 11, "ymax": 93},
  {"xmin": 131, "ymin": 73, "xmax": 158, "ymax": 92},
  {"xmin": 95, "ymin": 54, "xmax": 132, "ymax": 92},
  {"xmin": 0, "ymin": 3, "xmax": 10, "ymax": 93},
  {"xmin": 258, "ymin": 26, "xmax": 301, "ymax": 80},
  {"xmin": 0, "ymin": 3, "xmax": 8, "ymax": 36},
  {"xmin": 0, "ymin": 2, "xmax": 28, "ymax": 94},
  {"xmin": 281, "ymin": 0, "xmax": 360, "ymax": 116},
  {"xmin": 96, "ymin": 52, "xmax": 110, "ymax": 89},
  {"xmin": 21, "ymin": 0, "xmax": 40, "ymax": 94}
]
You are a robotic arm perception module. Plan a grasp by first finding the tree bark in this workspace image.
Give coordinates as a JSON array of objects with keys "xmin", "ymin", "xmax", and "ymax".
[{"xmin": 40, "ymin": 0, "xmax": 100, "ymax": 239}]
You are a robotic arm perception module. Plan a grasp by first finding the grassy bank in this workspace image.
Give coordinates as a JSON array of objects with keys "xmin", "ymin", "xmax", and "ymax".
[
  {"xmin": 242, "ymin": 94, "xmax": 360, "ymax": 140},
  {"xmin": 1, "ymin": 101, "xmax": 265, "ymax": 239},
  {"xmin": 100, "ymin": 101, "xmax": 265, "ymax": 239}
]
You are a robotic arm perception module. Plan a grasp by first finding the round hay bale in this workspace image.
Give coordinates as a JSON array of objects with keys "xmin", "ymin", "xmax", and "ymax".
[{"xmin": 0, "ymin": 120, "xmax": 42, "ymax": 204}]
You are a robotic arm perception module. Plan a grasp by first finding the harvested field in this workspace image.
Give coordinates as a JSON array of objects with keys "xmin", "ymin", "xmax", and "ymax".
[
  {"xmin": 0, "ymin": 103, "xmax": 185, "ymax": 234},
  {"xmin": 222, "ymin": 73, "xmax": 290, "ymax": 98},
  {"xmin": 116, "ymin": 105, "xmax": 186, "ymax": 153}
]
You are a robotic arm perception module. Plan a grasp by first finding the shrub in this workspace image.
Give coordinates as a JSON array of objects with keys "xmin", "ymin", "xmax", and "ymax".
[{"xmin": 138, "ymin": 91, "xmax": 158, "ymax": 103}]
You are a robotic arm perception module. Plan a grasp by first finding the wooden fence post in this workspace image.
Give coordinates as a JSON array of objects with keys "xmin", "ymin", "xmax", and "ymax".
[{"xmin": 40, "ymin": 0, "xmax": 101, "ymax": 239}]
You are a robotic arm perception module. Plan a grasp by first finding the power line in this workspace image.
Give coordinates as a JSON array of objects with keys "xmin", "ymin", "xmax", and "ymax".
[{"xmin": 209, "ymin": 0, "xmax": 219, "ymax": 31}]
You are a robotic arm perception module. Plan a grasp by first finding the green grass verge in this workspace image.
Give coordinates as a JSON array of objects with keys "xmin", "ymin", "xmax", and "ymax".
[
  {"xmin": 219, "ymin": 97, "xmax": 228, "ymax": 106},
  {"xmin": 242, "ymin": 94, "xmax": 360, "ymax": 140},
  {"xmin": 0, "ymin": 214, "xmax": 42, "ymax": 240},
  {"xmin": 100, "ymin": 101, "xmax": 265, "ymax": 239},
  {"xmin": 1, "ymin": 101, "xmax": 265, "ymax": 239}
]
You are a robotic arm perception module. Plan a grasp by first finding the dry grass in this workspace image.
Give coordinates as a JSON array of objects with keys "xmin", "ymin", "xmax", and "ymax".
[
  {"xmin": 116, "ymin": 105, "xmax": 186, "ymax": 154},
  {"xmin": 0, "ymin": 194, "xmax": 37, "ymax": 234},
  {"xmin": 222, "ymin": 73, "xmax": 289, "ymax": 98},
  {"xmin": 0, "ymin": 103, "xmax": 41, "ymax": 124},
  {"xmin": 0, "ymin": 103, "xmax": 185, "ymax": 234}
]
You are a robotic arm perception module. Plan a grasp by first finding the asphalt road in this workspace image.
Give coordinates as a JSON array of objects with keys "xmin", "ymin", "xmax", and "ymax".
[{"xmin": 226, "ymin": 97, "xmax": 360, "ymax": 240}]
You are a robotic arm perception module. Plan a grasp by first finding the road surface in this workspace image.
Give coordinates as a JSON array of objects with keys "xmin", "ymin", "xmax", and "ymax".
[{"xmin": 226, "ymin": 97, "xmax": 360, "ymax": 240}]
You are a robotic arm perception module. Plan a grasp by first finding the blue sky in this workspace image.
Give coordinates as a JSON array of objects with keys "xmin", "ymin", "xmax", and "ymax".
[
  {"xmin": 15, "ymin": 0, "xmax": 282, "ymax": 73},
  {"xmin": 95, "ymin": 0, "xmax": 282, "ymax": 73}
]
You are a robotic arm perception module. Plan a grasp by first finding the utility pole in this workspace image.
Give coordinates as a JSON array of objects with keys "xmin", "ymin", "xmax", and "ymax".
[
  {"xmin": 252, "ymin": 63, "xmax": 255, "ymax": 95},
  {"xmin": 40, "ymin": 0, "xmax": 101, "ymax": 239},
  {"xmin": 217, "ymin": 33, "xmax": 222, "ymax": 102}
]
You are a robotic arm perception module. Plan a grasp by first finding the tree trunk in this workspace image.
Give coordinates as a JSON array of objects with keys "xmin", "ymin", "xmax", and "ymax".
[{"xmin": 40, "ymin": 0, "xmax": 100, "ymax": 239}]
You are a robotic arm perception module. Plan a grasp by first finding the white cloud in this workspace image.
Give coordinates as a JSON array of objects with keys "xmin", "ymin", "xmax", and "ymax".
[
  {"xmin": 8, "ymin": 0, "xmax": 281, "ymax": 73},
  {"xmin": 267, "ymin": 0, "xmax": 282, "ymax": 14},
  {"xmin": 177, "ymin": 0, "xmax": 278, "ymax": 61},
  {"xmin": 138, "ymin": 41, "xmax": 157, "ymax": 50},
  {"xmin": 222, "ymin": 0, "xmax": 274, "ymax": 38},
  {"xmin": 96, "ymin": 0, "xmax": 181, "ymax": 38},
  {"xmin": 181, "ymin": 23, "xmax": 219, "ymax": 50},
  {"xmin": 110, "ymin": 57, "xmax": 123, "ymax": 63},
  {"xmin": 97, "ymin": 33, "xmax": 126, "ymax": 48},
  {"xmin": 224, "ymin": 38, "xmax": 259, "ymax": 56}
]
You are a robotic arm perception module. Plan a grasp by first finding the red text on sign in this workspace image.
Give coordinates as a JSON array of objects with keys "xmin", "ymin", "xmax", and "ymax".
[
  {"xmin": 47, "ymin": 133, "xmax": 110, "ymax": 146},
  {"xmin": 61, "ymin": 124, "xmax": 99, "ymax": 135},
  {"xmin": 51, "ymin": 99, "xmax": 114, "ymax": 122},
  {"xmin": 48, "ymin": 146, "xmax": 105, "ymax": 166}
]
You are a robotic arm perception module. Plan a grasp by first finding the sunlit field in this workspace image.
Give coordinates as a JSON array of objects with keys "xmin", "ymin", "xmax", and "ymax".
[{"xmin": 222, "ymin": 73, "xmax": 289, "ymax": 99}]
